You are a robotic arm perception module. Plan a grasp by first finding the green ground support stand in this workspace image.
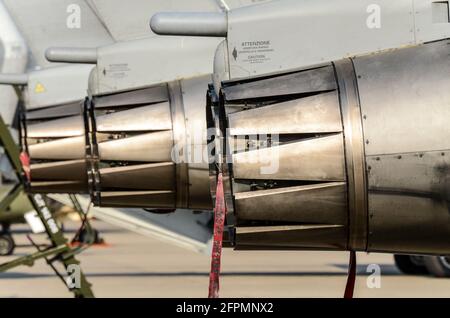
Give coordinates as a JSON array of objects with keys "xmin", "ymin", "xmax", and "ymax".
[{"xmin": 0, "ymin": 115, "xmax": 94, "ymax": 298}]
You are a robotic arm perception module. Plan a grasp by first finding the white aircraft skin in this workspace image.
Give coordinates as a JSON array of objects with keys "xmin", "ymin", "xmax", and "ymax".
[{"xmin": 0, "ymin": 0, "xmax": 27, "ymax": 127}]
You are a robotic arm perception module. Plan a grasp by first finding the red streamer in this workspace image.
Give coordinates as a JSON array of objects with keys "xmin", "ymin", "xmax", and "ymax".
[{"xmin": 208, "ymin": 173, "xmax": 226, "ymax": 298}]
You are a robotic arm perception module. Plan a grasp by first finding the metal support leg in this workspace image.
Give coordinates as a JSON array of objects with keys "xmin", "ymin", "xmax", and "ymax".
[{"xmin": 0, "ymin": 115, "xmax": 94, "ymax": 298}]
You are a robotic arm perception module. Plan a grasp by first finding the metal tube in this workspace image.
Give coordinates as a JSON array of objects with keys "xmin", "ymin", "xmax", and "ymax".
[
  {"xmin": 150, "ymin": 12, "xmax": 227, "ymax": 37},
  {"xmin": 0, "ymin": 73, "xmax": 28, "ymax": 85},
  {"xmin": 45, "ymin": 47, "xmax": 98, "ymax": 64}
]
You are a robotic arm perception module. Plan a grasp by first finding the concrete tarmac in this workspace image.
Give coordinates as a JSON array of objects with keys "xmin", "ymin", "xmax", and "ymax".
[{"xmin": 1, "ymin": 220, "xmax": 449, "ymax": 298}]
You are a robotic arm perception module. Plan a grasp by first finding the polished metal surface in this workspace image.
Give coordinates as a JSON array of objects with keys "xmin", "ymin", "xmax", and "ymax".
[
  {"xmin": 20, "ymin": 31, "xmax": 450, "ymax": 256},
  {"xmin": 96, "ymin": 102, "xmax": 172, "ymax": 132},
  {"xmin": 367, "ymin": 151, "xmax": 450, "ymax": 195},
  {"xmin": 235, "ymin": 182, "xmax": 347, "ymax": 224},
  {"xmin": 89, "ymin": 84, "xmax": 175, "ymax": 208},
  {"xmin": 29, "ymin": 160, "xmax": 87, "ymax": 193},
  {"xmin": 87, "ymin": 78, "xmax": 213, "ymax": 210},
  {"xmin": 21, "ymin": 77, "xmax": 213, "ymax": 210},
  {"xmin": 368, "ymin": 193, "xmax": 450, "ymax": 255},
  {"xmin": 367, "ymin": 150, "xmax": 450, "ymax": 254},
  {"xmin": 233, "ymin": 133, "xmax": 346, "ymax": 181},
  {"xmin": 182, "ymin": 75, "xmax": 215, "ymax": 209},
  {"xmin": 100, "ymin": 190, "xmax": 175, "ymax": 208},
  {"xmin": 222, "ymin": 65, "xmax": 337, "ymax": 101},
  {"xmin": 352, "ymin": 40, "xmax": 450, "ymax": 254},
  {"xmin": 26, "ymin": 115, "xmax": 84, "ymax": 138},
  {"xmin": 20, "ymin": 101, "xmax": 88, "ymax": 194},
  {"xmin": 30, "ymin": 159, "xmax": 87, "ymax": 181},
  {"xmin": 334, "ymin": 59, "xmax": 368, "ymax": 251},
  {"xmin": 94, "ymin": 85, "xmax": 169, "ymax": 108},
  {"xmin": 228, "ymin": 91, "xmax": 342, "ymax": 135},
  {"xmin": 354, "ymin": 40, "xmax": 450, "ymax": 156},
  {"xmin": 214, "ymin": 65, "xmax": 349, "ymax": 250},
  {"xmin": 211, "ymin": 39, "xmax": 450, "ymax": 254},
  {"xmin": 98, "ymin": 131, "xmax": 173, "ymax": 162},
  {"xmin": 187, "ymin": 163, "xmax": 213, "ymax": 210},
  {"xmin": 19, "ymin": 78, "xmax": 204, "ymax": 208},
  {"xmin": 235, "ymin": 224, "xmax": 347, "ymax": 250},
  {"xmin": 28, "ymin": 136, "xmax": 85, "ymax": 160},
  {"xmin": 168, "ymin": 81, "xmax": 189, "ymax": 208},
  {"xmin": 25, "ymin": 102, "xmax": 83, "ymax": 120},
  {"xmin": 29, "ymin": 180, "xmax": 87, "ymax": 193},
  {"xmin": 99, "ymin": 163, "xmax": 175, "ymax": 190}
]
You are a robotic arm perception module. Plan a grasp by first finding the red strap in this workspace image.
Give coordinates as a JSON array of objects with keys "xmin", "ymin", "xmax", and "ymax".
[
  {"xmin": 208, "ymin": 173, "xmax": 226, "ymax": 298},
  {"xmin": 344, "ymin": 250, "xmax": 357, "ymax": 298},
  {"xmin": 19, "ymin": 152, "xmax": 31, "ymax": 181}
]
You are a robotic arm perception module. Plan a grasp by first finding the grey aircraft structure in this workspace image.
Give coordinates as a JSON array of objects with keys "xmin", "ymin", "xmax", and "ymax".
[
  {"xmin": 2, "ymin": 0, "xmax": 450, "ymax": 292},
  {"xmin": 0, "ymin": 0, "xmax": 272, "ymax": 255},
  {"xmin": 0, "ymin": 0, "xmax": 222, "ymax": 254},
  {"xmin": 150, "ymin": 0, "xmax": 450, "ymax": 276},
  {"xmin": 29, "ymin": 0, "xmax": 450, "ymax": 278}
]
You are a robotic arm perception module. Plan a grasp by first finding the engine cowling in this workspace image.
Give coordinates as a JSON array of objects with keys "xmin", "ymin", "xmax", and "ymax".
[
  {"xmin": 208, "ymin": 40, "xmax": 450, "ymax": 255},
  {"xmin": 21, "ymin": 100, "xmax": 88, "ymax": 193},
  {"xmin": 20, "ymin": 76, "xmax": 213, "ymax": 211}
]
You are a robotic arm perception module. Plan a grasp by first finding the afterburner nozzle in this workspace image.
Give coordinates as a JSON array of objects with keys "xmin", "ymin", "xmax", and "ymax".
[
  {"xmin": 45, "ymin": 47, "xmax": 98, "ymax": 64},
  {"xmin": 0, "ymin": 73, "xmax": 28, "ymax": 85},
  {"xmin": 150, "ymin": 12, "xmax": 227, "ymax": 37}
]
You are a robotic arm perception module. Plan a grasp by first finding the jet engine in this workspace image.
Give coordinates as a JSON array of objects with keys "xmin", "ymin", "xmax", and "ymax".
[
  {"xmin": 84, "ymin": 77, "xmax": 212, "ymax": 210},
  {"xmin": 21, "ymin": 100, "xmax": 88, "ymax": 193},
  {"xmin": 23, "ymin": 0, "xmax": 450, "ymax": 256},
  {"xmin": 20, "ymin": 76, "xmax": 213, "ymax": 211},
  {"xmin": 207, "ymin": 40, "xmax": 450, "ymax": 255},
  {"xmin": 150, "ymin": 0, "xmax": 450, "ymax": 256}
]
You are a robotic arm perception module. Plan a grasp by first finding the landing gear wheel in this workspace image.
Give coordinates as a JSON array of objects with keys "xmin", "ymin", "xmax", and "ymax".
[
  {"xmin": 78, "ymin": 228, "xmax": 103, "ymax": 244},
  {"xmin": 394, "ymin": 255, "xmax": 428, "ymax": 275},
  {"xmin": 0, "ymin": 234, "xmax": 15, "ymax": 256},
  {"xmin": 423, "ymin": 256, "xmax": 450, "ymax": 278}
]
